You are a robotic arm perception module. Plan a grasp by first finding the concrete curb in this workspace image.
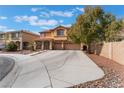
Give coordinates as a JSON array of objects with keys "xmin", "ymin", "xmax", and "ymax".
[{"xmin": 29, "ymin": 50, "xmax": 47, "ymax": 56}]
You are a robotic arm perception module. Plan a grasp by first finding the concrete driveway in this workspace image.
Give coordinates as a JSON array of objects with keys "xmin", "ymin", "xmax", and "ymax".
[{"xmin": 0, "ymin": 50, "xmax": 104, "ymax": 88}]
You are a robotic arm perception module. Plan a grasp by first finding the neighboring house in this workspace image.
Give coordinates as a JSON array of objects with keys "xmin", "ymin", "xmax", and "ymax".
[
  {"xmin": 0, "ymin": 30, "xmax": 39, "ymax": 50},
  {"xmin": 0, "ymin": 33, "xmax": 6, "ymax": 49},
  {"xmin": 35, "ymin": 26, "xmax": 81, "ymax": 50}
]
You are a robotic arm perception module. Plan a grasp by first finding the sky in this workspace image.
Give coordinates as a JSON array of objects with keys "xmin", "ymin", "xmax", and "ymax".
[{"xmin": 0, "ymin": 5, "xmax": 124, "ymax": 34}]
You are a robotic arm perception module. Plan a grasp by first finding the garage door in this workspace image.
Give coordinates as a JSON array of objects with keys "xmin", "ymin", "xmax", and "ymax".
[
  {"xmin": 53, "ymin": 41, "xmax": 80, "ymax": 50},
  {"xmin": 65, "ymin": 43, "xmax": 80, "ymax": 50},
  {"xmin": 54, "ymin": 43, "xmax": 63, "ymax": 50}
]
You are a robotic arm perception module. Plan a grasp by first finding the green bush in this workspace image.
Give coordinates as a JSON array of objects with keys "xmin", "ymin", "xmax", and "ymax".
[
  {"xmin": 28, "ymin": 43, "xmax": 35, "ymax": 51},
  {"xmin": 6, "ymin": 41, "xmax": 17, "ymax": 51}
]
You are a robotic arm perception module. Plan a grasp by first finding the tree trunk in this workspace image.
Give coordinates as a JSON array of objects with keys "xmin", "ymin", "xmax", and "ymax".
[{"xmin": 87, "ymin": 43, "xmax": 91, "ymax": 54}]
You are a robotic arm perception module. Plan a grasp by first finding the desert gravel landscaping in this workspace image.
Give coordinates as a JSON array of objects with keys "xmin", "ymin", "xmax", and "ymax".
[{"xmin": 71, "ymin": 54, "xmax": 124, "ymax": 88}]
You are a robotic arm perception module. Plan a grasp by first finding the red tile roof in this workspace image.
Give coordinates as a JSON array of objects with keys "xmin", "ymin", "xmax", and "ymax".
[
  {"xmin": 35, "ymin": 37, "xmax": 53, "ymax": 41},
  {"xmin": 39, "ymin": 25, "xmax": 70, "ymax": 33}
]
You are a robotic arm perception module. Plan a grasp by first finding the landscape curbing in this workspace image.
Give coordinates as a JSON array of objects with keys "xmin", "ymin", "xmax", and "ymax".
[{"xmin": 28, "ymin": 50, "xmax": 47, "ymax": 56}]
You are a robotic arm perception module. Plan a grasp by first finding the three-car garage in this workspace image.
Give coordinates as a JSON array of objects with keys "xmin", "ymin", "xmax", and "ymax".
[{"xmin": 53, "ymin": 41, "xmax": 80, "ymax": 50}]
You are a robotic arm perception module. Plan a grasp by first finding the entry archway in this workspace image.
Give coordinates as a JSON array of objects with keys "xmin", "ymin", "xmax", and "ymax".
[
  {"xmin": 83, "ymin": 45, "xmax": 87, "ymax": 51},
  {"xmin": 15, "ymin": 41, "xmax": 20, "ymax": 50}
]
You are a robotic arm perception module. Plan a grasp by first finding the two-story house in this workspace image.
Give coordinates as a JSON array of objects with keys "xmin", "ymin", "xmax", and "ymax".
[
  {"xmin": 0, "ymin": 30, "xmax": 39, "ymax": 50},
  {"xmin": 35, "ymin": 26, "xmax": 80, "ymax": 50},
  {"xmin": 0, "ymin": 32, "xmax": 6, "ymax": 49}
]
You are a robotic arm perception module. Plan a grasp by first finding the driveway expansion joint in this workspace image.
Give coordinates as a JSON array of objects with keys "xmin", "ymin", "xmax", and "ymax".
[{"xmin": 41, "ymin": 61, "xmax": 53, "ymax": 88}]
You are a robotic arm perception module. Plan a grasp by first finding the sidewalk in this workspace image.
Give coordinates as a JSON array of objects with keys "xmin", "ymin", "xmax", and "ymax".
[{"xmin": 71, "ymin": 54, "xmax": 124, "ymax": 88}]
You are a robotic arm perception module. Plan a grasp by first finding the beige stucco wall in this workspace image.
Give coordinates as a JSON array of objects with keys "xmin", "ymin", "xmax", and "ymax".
[
  {"xmin": 6, "ymin": 32, "xmax": 21, "ymax": 41},
  {"xmin": 99, "ymin": 43, "xmax": 110, "ymax": 59},
  {"xmin": 22, "ymin": 32, "xmax": 39, "ymax": 43},
  {"xmin": 40, "ymin": 28, "xmax": 68, "ymax": 41},
  {"xmin": 44, "ymin": 32, "xmax": 52, "ymax": 37},
  {"xmin": 112, "ymin": 41, "xmax": 124, "ymax": 65},
  {"xmin": 98, "ymin": 41, "xmax": 124, "ymax": 65},
  {"xmin": 0, "ymin": 32, "xmax": 21, "ymax": 45}
]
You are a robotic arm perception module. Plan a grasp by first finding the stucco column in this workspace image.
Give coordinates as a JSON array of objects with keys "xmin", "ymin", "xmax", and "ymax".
[
  {"xmin": 49, "ymin": 41, "xmax": 52, "ymax": 50},
  {"xmin": 61, "ymin": 41, "xmax": 64, "ymax": 50},
  {"xmin": 20, "ymin": 32, "xmax": 23, "ymax": 50},
  {"xmin": 20, "ymin": 41, "xmax": 23, "ymax": 50},
  {"xmin": 33, "ymin": 42, "xmax": 36, "ymax": 51},
  {"xmin": 41, "ymin": 41, "xmax": 44, "ymax": 50}
]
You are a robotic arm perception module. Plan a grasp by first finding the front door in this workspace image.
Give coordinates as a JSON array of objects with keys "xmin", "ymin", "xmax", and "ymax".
[{"xmin": 44, "ymin": 41, "xmax": 50, "ymax": 50}]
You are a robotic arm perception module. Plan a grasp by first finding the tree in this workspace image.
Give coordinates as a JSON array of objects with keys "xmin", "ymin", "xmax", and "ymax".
[
  {"xmin": 68, "ymin": 6, "xmax": 102, "ymax": 52},
  {"xmin": 28, "ymin": 42, "xmax": 35, "ymax": 51},
  {"xmin": 99, "ymin": 13, "xmax": 123, "ymax": 42},
  {"xmin": 68, "ymin": 6, "xmax": 123, "ymax": 53},
  {"xmin": 6, "ymin": 41, "xmax": 17, "ymax": 51}
]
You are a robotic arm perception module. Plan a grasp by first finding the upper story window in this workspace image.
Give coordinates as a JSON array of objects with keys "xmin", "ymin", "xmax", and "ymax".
[
  {"xmin": 11, "ymin": 32, "xmax": 19, "ymax": 39},
  {"xmin": 0, "ymin": 34, "xmax": 5, "ymax": 39},
  {"xmin": 57, "ymin": 30, "xmax": 64, "ymax": 36},
  {"xmin": 6, "ymin": 34, "xmax": 9, "ymax": 39},
  {"xmin": 40, "ymin": 33, "xmax": 45, "ymax": 37}
]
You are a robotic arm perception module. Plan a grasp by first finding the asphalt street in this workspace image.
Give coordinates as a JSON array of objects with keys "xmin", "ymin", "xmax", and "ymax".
[{"xmin": 0, "ymin": 57, "xmax": 15, "ymax": 81}]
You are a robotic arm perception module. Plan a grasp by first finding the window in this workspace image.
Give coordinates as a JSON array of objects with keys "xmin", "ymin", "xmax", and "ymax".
[
  {"xmin": 0, "ymin": 34, "xmax": 5, "ymax": 39},
  {"xmin": 40, "ymin": 33, "xmax": 45, "ymax": 37},
  {"xmin": 6, "ymin": 34, "xmax": 9, "ymax": 39},
  {"xmin": 57, "ymin": 30, "xmax": 64, "ymax": 36},
  {"xmin": 11, "ymin": 32, "xmax": 19, "ymax": 39}
]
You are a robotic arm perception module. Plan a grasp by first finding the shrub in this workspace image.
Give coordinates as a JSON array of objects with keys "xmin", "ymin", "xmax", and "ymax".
[
  {"xmin": 6, "ymin": 41, "xmax": 17, "ymax": 51},
  {"xmin": 28, "ymin": 43, "xmax": 35, "ymax": 51}
]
